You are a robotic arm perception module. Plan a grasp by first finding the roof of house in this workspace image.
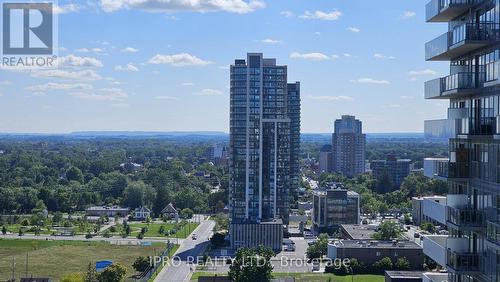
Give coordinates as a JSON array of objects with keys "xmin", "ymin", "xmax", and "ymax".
[
  {"xmin": 85, "ymin": 206, "xmax": 129, "ymax": 212},
  {"xmin": 161, "ymin": 203, "xmax": 178, "ymax": 214},
  {"xmin": 135, "ymin": 206, "xmax": 151, "ymax": 213}
]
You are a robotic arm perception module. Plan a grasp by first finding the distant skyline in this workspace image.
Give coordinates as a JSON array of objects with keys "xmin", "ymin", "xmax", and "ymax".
[{"xmin": 0, "ymin": 0, "xmax": 447, "ymax": 133}]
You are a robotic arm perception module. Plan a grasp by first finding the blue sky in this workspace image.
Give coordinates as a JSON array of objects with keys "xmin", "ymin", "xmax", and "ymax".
[{"xmin": 0, "ymin": 0, "xmax": 449, "ymax": 133}]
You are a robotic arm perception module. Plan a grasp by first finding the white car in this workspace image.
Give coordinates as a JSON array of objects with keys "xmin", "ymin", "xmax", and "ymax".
[{"xmin": 192, "ymin": 234, "xmax": 198, "ymax": 240}]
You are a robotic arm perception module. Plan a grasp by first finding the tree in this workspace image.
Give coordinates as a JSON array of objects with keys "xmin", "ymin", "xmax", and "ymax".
[
  {"xmin": 180, "ymin": 208, "xmax": 194, "ymax": 219},
  {"xmin": 66, "ymin": 167, "xmax": 84, "ymax": 183},
  {"xmin": 1, "ymin": 226, "xmax": 6, "ymax": 235},
  {"xmin": 133, "ymin": 256, "xmax": 150, "ymax": 273},
  {"xmin": 210, "ymin": 232, "xmax": 226, "ymax": 247},
  {"xmin": 420, "ymin": 221, "xmax": 436, "ymax": 233},
  {"xmin": 306, "ymin": 233, "xmax": 329, "ymax": 259},
  {"xmin": 97, "ymin": 263, "xmax": 127, "ymax": 282},
  {"xmin": 395, "ymin": 257, "xmax": 411, "ymax": 270},
  {"xmin": 229, "ymin": 246, "xmax": 275, "ymax": 282},
  {"xmin": 373, "ymin": 257, "xmax": 393, "ymax": 273},
  {"xmin": 85, "ymin": 262, "xmax": 98, "ymax": 282},
  {"xmin": 373, "ymin": 221, "xmax": 402, "ymax": 241},
  {"xmin": 153, "ymin": 186, "xmax": 171, "ymax": 215}
]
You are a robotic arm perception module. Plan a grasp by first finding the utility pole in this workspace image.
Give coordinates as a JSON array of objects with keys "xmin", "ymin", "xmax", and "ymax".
[
  {"xmin": 25, "ymin": 252, "xmax": 28, "ymax": 278},
  {"xmin": 11, "ymin": 257, "xmax": 15, "ymax": 282}
]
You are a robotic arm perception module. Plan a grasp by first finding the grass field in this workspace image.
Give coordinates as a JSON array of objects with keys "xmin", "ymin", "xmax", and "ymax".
[
  {"xmin": 190, "ymin": 272, "xmax": 384, "ymax": 282},
  {"xmin": 0, "ymin": 239, "xmax": 169, "ymax": 281},
  {"xmin": 129, "ymin": 222, "xmax": 199, "ymax": 238}
]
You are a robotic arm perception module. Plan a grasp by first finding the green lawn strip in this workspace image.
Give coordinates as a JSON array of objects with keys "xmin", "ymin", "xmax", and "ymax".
[
  {"xmin": 0, "ymin": 239, "xmax": 167, "ymax": 281},
  {"xmin": 147, "ymin": 244, "xmax": 180, "ymax": 282},
  {"xmin": 190, "ymin": 272, "xmax": 384, "ymax": 282},
  {"xmin": 128, "ymin": 222, "xmax": 199, "ymax": 238}
]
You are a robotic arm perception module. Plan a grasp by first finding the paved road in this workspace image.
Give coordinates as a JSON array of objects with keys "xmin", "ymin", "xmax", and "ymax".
[{"xmin": 155, "ymin": 219, "xmax": 215, "ymax": 282}]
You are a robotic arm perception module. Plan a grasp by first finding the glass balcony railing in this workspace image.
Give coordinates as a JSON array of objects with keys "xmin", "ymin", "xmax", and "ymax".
[
  {"xmin": 485, "ymin": 61, "xmax": 500, "ymax": 82},
  {"xmin": 426, "ymin": 0, "xmax": 476, "ymax": 22},
  {"xmin": 487, "ymin": 221, "xmax": 500, "ymax": 245},
  {"xmin": 447, "ymin": 206, "xmax": 485, "ymax": 228},
  {"xmin": 448, "ymin": 162, "xmax": 469, "ymax": 178},
  {"xmin": 426, "ymin": 23, "xmax": 500, "ymax": 61},
  {"xmin": 447, "ymin": 250, "xmax": 480, "ymax": 273},
  {"xmin": 424, "ymin": 72, "xmax": 482, "ymax": 99}
]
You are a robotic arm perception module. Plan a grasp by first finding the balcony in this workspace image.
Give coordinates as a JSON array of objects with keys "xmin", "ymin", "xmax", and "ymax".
[
  {"xmin": 426, "ymin": 23, "xmax": 499, "ymax": 61},
  {"xmin": 423, "ymin": 235, "xmax": 447, "ymax": 267},
  {"xmin": 447, "ymin": 206, "xmax": 485, "ymax": 229},
  {"xmin": 424, "ymin": 72, "xmax": 482, "ymax": 99},
  {"xmin": 446, "ymin": 250, "xmax": 480, "ymax": 273},
  {"xmin": 448, "ymin": 107, "xmax": 469, "ymax": 119},
  {"xmin": 487, "ymin": 221, "xmax": 500, "ymax": 245},
  {"xmin": 426, "ymin": 0, "xmax": 476, "ymax": 22}
]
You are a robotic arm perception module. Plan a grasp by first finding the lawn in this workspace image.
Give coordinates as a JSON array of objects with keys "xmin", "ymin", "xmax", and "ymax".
[
  {"xmin": 0, "ymin": 239, "xmax": 169, "ymax": 281},
  {"xmin": 190, "ymin": 272, "xmax": 384, "ymax": 282},
  {"xmin": 128, "ymin": 222, "xmax": 199, "ymax": 238}
]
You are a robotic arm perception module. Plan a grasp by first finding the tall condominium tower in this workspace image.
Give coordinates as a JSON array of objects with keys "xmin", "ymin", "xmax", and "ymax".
[
  {"xmin": 229, "ymin": 53, "xmax": 300, "ymax": 250},
  {"xmin": 425, "ymin": 1, "xmax": 500, "ymax": 281},
  {"xmin": 331, "ymin": 115, "xmax": 366, "ymax": 178}
]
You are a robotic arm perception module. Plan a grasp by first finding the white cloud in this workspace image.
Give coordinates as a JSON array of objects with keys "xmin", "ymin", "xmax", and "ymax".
[
  {"xmin": 100, "ymin": 0, "xmax": 265, "ymax": 14},
  {"xmin": 315, "ymin": 31, "xmax": 321, "ymax": 35},
  {"xmin": 53, "ymin": 4, "xmax": 80, "ymax": 14},
  {"xmin": 307, "ymin": 95, "xmax": 353, "ymax": 101},
  {"xmin": 31, "ymin": 69, "xmax": 102, "ymax": 81},
  {"xmin": 180, "ymin": 82, "xmax": 194, "ymax": 86},
  {"xmin": 70, "ymin": 88, "xmax": 127, "ymax": 101},
  {"xmin": 347, "ymin": 27, "xmax": 360, "ymax": 33},
  {"xmin": 155, "ymin": 95, "xmax": 179, "ymax": 100},
  {"xmin": 408, "ymin": 69, "xmax": 438, "ymax": 76},
  {"xmin": 290, "ymin": 52, "xmax": 333, "ymax": 61},
  {"xmin": 0, "ymin": 92, "xmax": 3, "ymax": 97},
  {"xmin": 148, "ymin": 53, "xmax": 212, "ymax": 67},
  {"xmin": 261, "ymin": 38, "xmax": 282, "ymax": 44},
  {"xmin": 26, "ymin": 83, "xmax": 93, "ymax": 91},
  {"xmin": 300, "ymin": 10, "xmax": 342, "ymax": 21},
  {"xmin": 219, "ymin": 65, "xmax": 230, "ymax": 70},
  {"xmin": 58, "ymin": 55, "xmax": 103, "ymax": 68},
  {"xmin": 75, "ymin": 47, "xmax": 105, "ymax": 54},
  {"xmin": 280, "ymin": 10, "xmax": 293, "ymax": 17},
  {"xmin": 200, "ymin": 89, "xmax": 224, "ymax": 96},
  {"xmin": 115, "ymin": 63, "xmax": 139, "ymax": 72},
  {"xmin": 0, "ymin": 81, "xmax": 11, "ymax": 85},
  {"xmin": 32, "ymin": 92, "xmax": 46, "ymax": 97},
  {"xmin": 400, "ymin": 95, "xmax": 416, "ymax": 100},
  {"xmin": 350, "ymin": 78, "xmax": 391, "ymax": 85},
  {"xmin": 121, "ymin": 47, "xmax": 139, "ymax": 53},
  {"xmin": 402, "ymin": 11, "xmax": 416, "ymax": 19},
  {"xmin": 374, "ymin": 53, "xmax": 396, "ymax": 60}
]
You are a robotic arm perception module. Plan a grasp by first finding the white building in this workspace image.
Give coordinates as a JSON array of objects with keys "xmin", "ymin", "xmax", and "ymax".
[
  {"xmin": 412, "ymin": 196, "xmax": 447, "ymax": 226},
  {"xmin": 423, "ymin": 157, "xmax": 449, "ymax": 180}
]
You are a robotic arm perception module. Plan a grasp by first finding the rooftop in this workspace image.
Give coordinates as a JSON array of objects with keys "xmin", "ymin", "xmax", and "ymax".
[
  {"xmin": 385, "ymin": 271, "xmax": 423, "ymax": 279},
  {"xmin": 330, "ymin": 240, "xmax": 422, "ymax": 250},
  {"xmin": 340, "ymin": 224, "xmax": 377, "ymax": 240},
  {"xmin": 85, "ymin": 206, "xmax": 129, "ymax": 211}
]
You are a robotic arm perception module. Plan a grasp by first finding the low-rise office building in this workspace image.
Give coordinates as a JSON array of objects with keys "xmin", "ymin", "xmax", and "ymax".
[
  {"xmin": 85, "ymin": 206, "xmax": 130, "ymax": 217},
  {"xmin": 312, "ymin": 189, "xmax": 360, "ymax": 234},
  {"xmin": 328, "ymin": 240, "xmax": 424, "ymax": 270},
  {"xmin": 229, "ymin": 219, "xmax": 283, "ymax": 252},
  {"xmin": 340, "ymin": 224, "xmax": 377, "ymax": 240}
]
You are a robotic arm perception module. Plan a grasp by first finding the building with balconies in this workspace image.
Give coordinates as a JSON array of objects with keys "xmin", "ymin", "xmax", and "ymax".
[{"xmin": 424, "ymin": 1, "xmax": 500, "ymax": 281}]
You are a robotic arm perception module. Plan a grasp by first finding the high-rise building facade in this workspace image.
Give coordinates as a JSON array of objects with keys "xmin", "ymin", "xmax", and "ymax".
[
  {"xmin": 319, "ymin": 144, "xmax": 333, "ymax": 173},
  {"xmin": 370, "ymin": 156, "xmax": 412, "ymax": 193},
  {"xmin": 425, "ymin": 1, "xmax": 500, "ymax": 281},
  {"xmin": 332, "ymin": 115, "xmax": 366, "ymax": 178},
  {"xmin": 229, "ymin": 53, "xmax": 300, "ymax": 250}
]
